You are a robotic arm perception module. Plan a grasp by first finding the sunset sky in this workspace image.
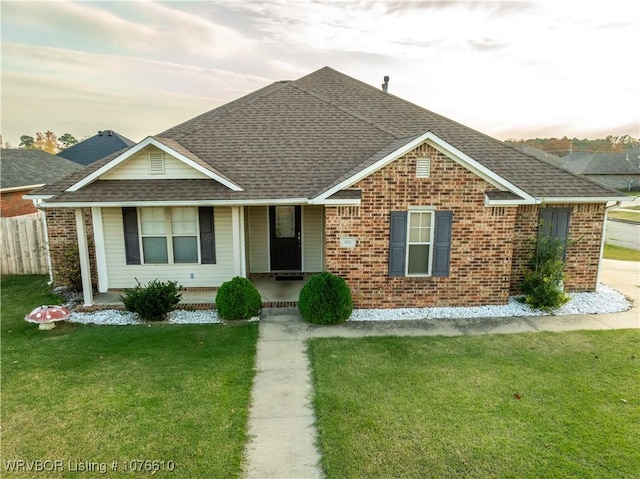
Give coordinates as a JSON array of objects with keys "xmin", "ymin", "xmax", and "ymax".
[{"xmin": 1, "ymin": 0, "xmax": 637, "ymax": 147}]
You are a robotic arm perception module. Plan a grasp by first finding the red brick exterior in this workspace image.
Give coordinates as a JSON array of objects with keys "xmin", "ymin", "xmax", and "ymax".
[
  {"xmin": 1, "ymin": 190, "xmax": 38, "ymax": 217},
  {"xmin": 510, "ymin": 203, "xmax": 605, "ymax": 294},
  {"xmin": 324, "ymin": 143, "xmax": 605, "ymax": 308},
  {"xmin": 45, "ymin": 208, "xmax": 97, "ymax": 289}
]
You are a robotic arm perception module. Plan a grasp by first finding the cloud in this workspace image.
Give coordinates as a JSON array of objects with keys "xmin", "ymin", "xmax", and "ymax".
[{"xmin": 2, "ymin": 1, "xmax": 252, "ymax": 60}]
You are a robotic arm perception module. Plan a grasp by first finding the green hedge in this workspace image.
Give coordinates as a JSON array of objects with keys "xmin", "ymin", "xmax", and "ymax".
[
  {"xmin": 216, "ymin": 277, "xmax": 262, "ymax": 320},
  {"xmin": 299, "ymin": 272, "xmax": 352, "ymax": 325}
]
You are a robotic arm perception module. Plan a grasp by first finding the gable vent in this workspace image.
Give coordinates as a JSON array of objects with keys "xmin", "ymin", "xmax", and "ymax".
[
  {"xmin": 148, "ymin": 151, "xmax": 165, "ymax": 174},
  {"xmin": 416, "ymin": 157, "xmax": 431, "ymax": 178}
]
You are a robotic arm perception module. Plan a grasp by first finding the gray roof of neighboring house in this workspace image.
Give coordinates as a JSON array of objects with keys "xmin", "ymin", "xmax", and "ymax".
[
  {"xmin": 57, "ymin": 130, "xmax": 135, "ymax": 166},
  {"xmin": 0, "ymin": 149, "xmax": 82, "ymax": 190},
  {"xmin": 33, "ymin": 67, "xmax": 622, "ymax": 203},
  {"xmin": 512, "ymin": 145, "xmax": 561, "ymax": 163},
  {"xmin": 549, "ymin": 151, "xmax": 640, "ymax": 175}
]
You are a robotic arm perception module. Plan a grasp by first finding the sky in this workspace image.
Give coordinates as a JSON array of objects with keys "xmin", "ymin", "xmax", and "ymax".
[{"xmin": 1, "ymin": 0, "xmax": 638, "ymax": 148}]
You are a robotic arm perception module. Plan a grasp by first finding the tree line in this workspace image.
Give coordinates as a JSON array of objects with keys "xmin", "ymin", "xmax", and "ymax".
[
  {"xmin": 0, "ymin": 131, "xmax": 79, "ymax": 154},
  {"xmin": 505, "ymin": 135, "xmax": 639, "ymax": 157}
]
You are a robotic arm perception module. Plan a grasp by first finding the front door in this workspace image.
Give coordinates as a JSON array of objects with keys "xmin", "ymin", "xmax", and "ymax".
[{"xmin": 269, "ymin": 205, "xmax": 302, "ymax": 270}]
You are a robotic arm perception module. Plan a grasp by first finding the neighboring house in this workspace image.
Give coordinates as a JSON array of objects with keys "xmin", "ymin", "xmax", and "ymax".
[
  {"xmin": 0, "ymin": 149, "xmax": 81, "ymax": 217},
  {"xmin": 511, "ymin": 144, "xmax": 561, "ymax": 163},
  {"xmin": 548, "ymin": 150, "xmax": 640, "ymax": 191},
  {"xmin": 28, "ymin": 67, "xmax": 626, "ymax": 307},
  {"xmin": 57, "ymin": 130, "xmax": 135, "ymax": 166}
]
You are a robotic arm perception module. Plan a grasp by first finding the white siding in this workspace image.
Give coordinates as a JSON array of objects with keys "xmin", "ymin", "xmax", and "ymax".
[
  {"xmin": 102, "ymin": 207, "xmax": 236, "ymax": 288},
  {"xmin": 102, "ymin": 146, "xmax": 209, "ymax": 180},
  {"xmin": 303, "ymin": 205, "xmax": 323, "ymax": 272},
  {"xmin": 248, "ymin": 206, "xmax": 269, "ymax": 273}
]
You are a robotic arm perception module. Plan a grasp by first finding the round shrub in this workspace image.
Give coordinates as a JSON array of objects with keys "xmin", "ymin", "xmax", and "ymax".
[
  {"xmin": 216, "ymin": 277, "xmax": 262, "ymax": 320},
  {"xmin": 120, "ymin": 279, "xmax": 182, "ymax": 321},
  {"xmin": 298, "ymin": 272, "xmax": 352, "ymax": 325}
]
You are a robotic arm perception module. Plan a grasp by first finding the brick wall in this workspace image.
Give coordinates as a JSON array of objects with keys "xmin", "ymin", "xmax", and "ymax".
[
  {"xmin": 324, "ymin": 143, "xmax": 518, "ymax": 308},
  {"xmin": 1, "ymin": 191, "xmax": 38, "ymax": 217},
  {"xmin": 510, "ymin": 203, "xmax": 605, "ymax": 294},
  {"xmin": 45, "ymin": 208, "xmax": 97, "ymax": 289}
]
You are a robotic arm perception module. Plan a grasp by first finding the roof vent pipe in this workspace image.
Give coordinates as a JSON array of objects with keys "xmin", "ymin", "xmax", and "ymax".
[
  {"xmin": 98, "ymin": 131, "xmax": 103, "ymax": 136},
  {"xmin": 382, "ymin": 75, "xmax": 389, "ymax": 93}
]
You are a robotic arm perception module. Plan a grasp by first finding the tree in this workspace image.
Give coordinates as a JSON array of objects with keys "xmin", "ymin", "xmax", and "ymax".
[
  {"xmin": 34, "ymin": 130, "xmax": 60, "ymax": 154},
  {"xmin": 19, "ymin": 135, "xmax": 35, "ymax": 149},
  {"xmin": 58, "ymin": 133, "xmax": 78, "ymax": 149},
  {"xmin": 0, "ymin": 134, "xmax": 11, "ymax": 149}
]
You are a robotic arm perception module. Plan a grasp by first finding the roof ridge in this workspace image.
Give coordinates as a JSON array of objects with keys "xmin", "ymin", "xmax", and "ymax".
[{"xmin": 288, "ymin": 82, "xmax": 401, "ymax": 139}]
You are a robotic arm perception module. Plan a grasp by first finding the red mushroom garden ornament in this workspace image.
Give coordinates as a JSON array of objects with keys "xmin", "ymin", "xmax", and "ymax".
[{"xmin": 25, "ymin": 305, "xmax": 70, "ymax": 330}]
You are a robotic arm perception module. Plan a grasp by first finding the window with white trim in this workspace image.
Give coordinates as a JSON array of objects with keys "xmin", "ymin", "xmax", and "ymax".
[
  {"xmin": 139, "ymin": 207, "xmax": 199, "ymax": 264},
  {"xmin": 407, "ymin": 210, "xmax": 433, "ymax": 275}
]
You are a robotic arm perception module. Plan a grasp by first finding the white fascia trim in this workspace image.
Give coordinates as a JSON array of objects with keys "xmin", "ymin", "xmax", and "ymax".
[
  {"xmin": 536, "ymin": 196, "xmax": 629, "ymax": 204},
  {"xmin": 67, "ymin": 136, "xmax": 243, "ymax": 192},
  {"xmin": 35, "ymin": 198, "xmax": 311, "ymax": 208},
  {"xmin": 310, "ymin": 198, "xmax": 361, "ymax": 206},
  {"xmin": 313, "ymin": 131, "xmax": 536, "ymax": 204},
  {"xmin": 2, "ymin": 184, "xmax": 44, "ymax": 193},
  {"xmin": 484, "ymin": 196, "xmax": 531, "ymax": 206},
  {"xmin": 23, "ymin": 194, "xmax": 54, "ymax": 200}
]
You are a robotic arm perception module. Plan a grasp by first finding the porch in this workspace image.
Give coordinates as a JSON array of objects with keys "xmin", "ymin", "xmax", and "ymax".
[{"xmin": 82, "ymin": 276, "xmax": 310, "ymax": 311}]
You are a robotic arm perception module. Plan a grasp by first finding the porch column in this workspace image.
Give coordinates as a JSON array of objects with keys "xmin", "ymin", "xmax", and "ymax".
[
  {"xmin": 91, "ymin": 207, "xmax": 109, "ymax": 293},
  {"xmin": 75, "ymin": 208, "xmax": 94, "ymax": 306},
  {"xmin": 231, "ymin": 206, "xmax": 247, "ymax": 277}
]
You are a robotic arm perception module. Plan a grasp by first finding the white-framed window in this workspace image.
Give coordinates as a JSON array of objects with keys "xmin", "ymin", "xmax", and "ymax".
[
  {"xmin": 406, "ymin": 210, "xmax": 434, "ymax": 275},
  {"xmin": 139, "ymin": 207, "xmax": 199, "ymax": 264}
]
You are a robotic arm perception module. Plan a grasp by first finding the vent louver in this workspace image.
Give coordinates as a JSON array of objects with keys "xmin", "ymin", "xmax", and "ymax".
[
  {"xmin": 416, "ymin": 157, "xmax": 431, "ymax": 178},
  {"xmin": 149, "ymin": 151, "xmax": 165, "ymax": 174}
]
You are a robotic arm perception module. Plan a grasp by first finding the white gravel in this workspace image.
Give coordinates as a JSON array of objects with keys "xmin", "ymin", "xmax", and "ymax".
[
  {"xmin": 65, "ymin": 283, "xmax": 630, "ymax": 326},
  {"xmin": 349, "ymin": 283, "xmax": 630, "ymax": 321}
]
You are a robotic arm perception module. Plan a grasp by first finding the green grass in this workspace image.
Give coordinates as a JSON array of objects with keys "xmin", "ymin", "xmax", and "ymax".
[
  {"xmin": 309, "ymin": 333, "xmax": 640, "ymax": 479},
  {"xmin": 608, "ymin": 210, "xmax": 640, "ymax": 222},
  {"xmin": 1, "ymin": 275, "xmax": 258, "ymax": 478},
  {"xmin": 603, "ymin": 243, "xmax": 640, "ymax": 261}
]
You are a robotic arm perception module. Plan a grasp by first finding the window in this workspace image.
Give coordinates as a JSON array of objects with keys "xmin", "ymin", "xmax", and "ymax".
[
  {"xmin": 407, "ymin": 211, "xmax": 433, "ymax": 275},
  {"xmin": 389, "ymin": 210, "xmax": 453, "ymax": 278},
  {"xmin": 139, "ymin": 207, "xmax": 198, "ymax": 264},
  {"xmin": 122, "ymin": 207, "xmax": 216, "ymax": 266}
]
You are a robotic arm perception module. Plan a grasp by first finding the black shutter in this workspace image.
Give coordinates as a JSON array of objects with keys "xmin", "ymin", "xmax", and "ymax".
[
  {"xmin": 389, "ymin": 211, "xmax": 407, "ymax": 277},
  {"xmin": 199, "ymin": 207, "xmax": 216, "ymax": 264},
  {"xmin": 432, "ymin": 210, "xmax": 453, "ymax": 277},
  {"xmin": 122, "ymin": 207, "xmax": 140, "ymax": 265}
]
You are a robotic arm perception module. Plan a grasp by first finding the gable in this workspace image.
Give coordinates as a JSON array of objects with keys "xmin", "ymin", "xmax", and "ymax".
[{"xmin": 101, "ymin": 145, "xmax": 210, "ymax": 180}]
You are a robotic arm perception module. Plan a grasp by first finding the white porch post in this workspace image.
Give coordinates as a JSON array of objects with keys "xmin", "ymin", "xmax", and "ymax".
[
  {"xmin": 75, "ymin": 208, "xmax": 94, "ymax": 306},
  {"xmin": 91, "ymin": 207, "xmax": 109, "ymax": 293},
  {"xmin": 231, "ymin": 206, "xmax": 247, "ymax": 277}
]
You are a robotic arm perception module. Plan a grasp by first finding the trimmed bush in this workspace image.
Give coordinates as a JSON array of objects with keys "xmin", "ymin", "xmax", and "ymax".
[
  {"xmin": 216, "ymin": 277, "xmax": 262, "ymax": 320},
  {"xmin": 121, "ymin": 279, "xmax": 182, "ymax": 321},
  {"xmin": 520, "ymin": 234, "xmax": 570, "ymax": 312},
  {"xmin": 298, "ymin": 272, "xmax": 352, "ymax": 325}
]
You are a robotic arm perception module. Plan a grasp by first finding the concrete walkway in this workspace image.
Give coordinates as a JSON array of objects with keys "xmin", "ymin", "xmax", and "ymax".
[{"xmin": 243, "ymin": 260, "xmax": 639, "ymax": 478}]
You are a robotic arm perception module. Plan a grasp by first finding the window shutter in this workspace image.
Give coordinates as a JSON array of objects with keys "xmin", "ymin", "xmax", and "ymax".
[
  {"xmin": 198, "ymin": 207, "xmax": 216, "ymax": 264},
  {"xmin": 122, "ymin": 207, "xmax": 141, "ymax": 265},
  {"xmin": 432, "ymin": 210, "xmax": 453, "ymax": 277},
  {"xmin": 389, "ymin": 211, "xmax": 407, "ymax": 277}
]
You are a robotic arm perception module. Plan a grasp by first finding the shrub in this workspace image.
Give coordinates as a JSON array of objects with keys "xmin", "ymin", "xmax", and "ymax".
[
  {"xmin": 298, "ymin": 272, "xmax": 352, "ymax": 325},
  {"xmin": 216, "ymin": 277, "xmax": 262, "ymax": 320},
  {"xmin": 120, "ymin": 279, "xmax": 182, "ymax": 321},
  {"xmin": 54, "ymin": 242, "xmax": 83, "ymax": 291},
  {"xmin": 520, "ymin": 234, "xmax": 570, "ymax": 312}
]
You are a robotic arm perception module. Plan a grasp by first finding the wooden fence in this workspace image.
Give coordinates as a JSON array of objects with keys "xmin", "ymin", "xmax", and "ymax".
[{"xmin": 0, "ymin": 212, "xmax": 49, "ymax": 275}]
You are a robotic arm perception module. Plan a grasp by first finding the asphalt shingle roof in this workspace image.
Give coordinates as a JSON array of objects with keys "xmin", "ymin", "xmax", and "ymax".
[
  {"xmin": 0, "ymin": 149, "xmax": 82, "ymax": 189},
  {"xmin": 37, "ymin": 67, "xmax": 622, "ymax": 204},
  {"xmin": 57, "ymin": 130, "xmax": 135, "ymax": 166},
  {"xmin": 550, "ymin": 151, "xmax": 640, "ymax": 175}
]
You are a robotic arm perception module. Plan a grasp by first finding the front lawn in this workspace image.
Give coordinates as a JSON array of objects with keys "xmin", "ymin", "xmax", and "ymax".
[
  {"xmin": 309, "ymin": 332, "xmax": 640, "ymax": 479},
  {"xmin": 1, "ymin": 275, "xmax": 258, "ymax": 478},
  {"xmin": 603, "ymin": 243, "xmax": 640, "ymax": 261}
]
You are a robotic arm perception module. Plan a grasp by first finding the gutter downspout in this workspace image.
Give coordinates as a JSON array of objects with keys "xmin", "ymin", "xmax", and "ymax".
[{"xmin": 596, "ymin": 201, "xmax": 622, "ymax": 286}]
